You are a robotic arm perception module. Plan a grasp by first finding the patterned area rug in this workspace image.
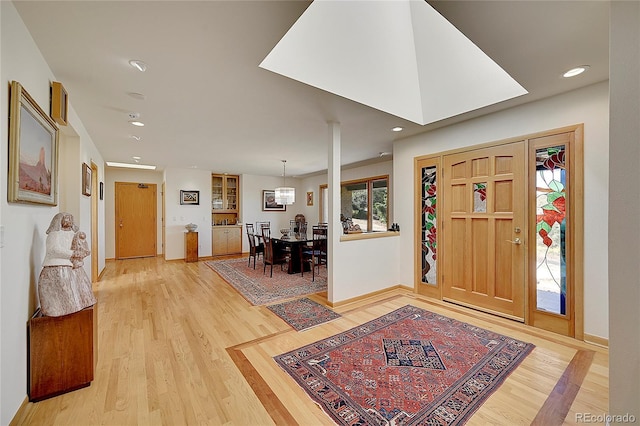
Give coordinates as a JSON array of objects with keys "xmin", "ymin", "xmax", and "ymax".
[
  {"xmin": 205, "ymin": 258, "xmax": 326, "ymax": 305},
  {"xmin": 275, "ymin": 305, "xmax": 534, "ymax": 425},
  {"xmin": 267, "ymin": 298, "xmax": 341, "ymax": 331}
]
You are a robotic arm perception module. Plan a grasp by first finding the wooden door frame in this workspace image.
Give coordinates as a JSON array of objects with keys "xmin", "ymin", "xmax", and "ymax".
[
  {"xmin": 414, "ymin": 124, "xmax": 584, "ymax": 338},
  {"xmin": 526, "ymin": 126, "xmax": 584, "ymax": 339},
  {"xmin": 90, "ymin": 162, "xmax": 99, "ymax": 282},
  {"xmin": 162, "ymin": 182, "xmax": 166, "ymax": 260}
]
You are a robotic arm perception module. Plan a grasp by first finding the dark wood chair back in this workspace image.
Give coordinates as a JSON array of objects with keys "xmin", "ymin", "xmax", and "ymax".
[
  {"xmin": 246, "ymin": 224, "xmax": 263, "ymax": 269},
  {"xmin": 301, "ymin": 226, "xmax": 327, "ymax": 281},
  {"xmin": 259, "ymin": 223, "xmax": 271, "ymax": 238},
  {"xmin": 262, "ymin": 233, "xmax": 288, "ymax": 277}
]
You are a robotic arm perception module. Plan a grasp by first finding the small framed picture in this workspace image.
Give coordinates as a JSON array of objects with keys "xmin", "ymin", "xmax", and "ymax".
[
  {"xmin": 180, "ymin": 190, "xmax": 199, "ymax": 205},
  {"xmin": 306, "ymin": 191, "xmax": 313, "ymax": 206},
  {"xmin": 82, "ymin": 163, "xmax": 91, "ymax": 196},
  {"xmin": 262, "ymin": 190, "xmax": 286, "ymax": 211}
]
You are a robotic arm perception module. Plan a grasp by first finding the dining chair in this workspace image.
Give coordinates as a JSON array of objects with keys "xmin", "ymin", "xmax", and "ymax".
[
  {"xmin": 246, "ymin": 224, "xmax": 263, "ymax": 269},
  {"xmin": 290, "ymin": 220, "xmax": 308, "ymax": 236},
  {"xmin": 301, "ymin": 226, "xmax": 327, "ymax": 281},
  {"xmin": 262, "ymin": 231, "xmax": 289, "ymax": 277},
  {"xmin": 257, "ymin": 222, "xmax": 271, "ymax": 238}
]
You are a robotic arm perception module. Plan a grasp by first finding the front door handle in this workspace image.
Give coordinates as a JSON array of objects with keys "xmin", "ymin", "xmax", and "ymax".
[{"xmin": 506, "ymin": 238, "xmax": 521, "ymax": 245}]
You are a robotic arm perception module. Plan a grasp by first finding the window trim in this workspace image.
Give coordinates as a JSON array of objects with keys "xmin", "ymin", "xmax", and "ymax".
[{"xmin": 320, "ymin": 174, "xmax": 390, "ymax": 233}]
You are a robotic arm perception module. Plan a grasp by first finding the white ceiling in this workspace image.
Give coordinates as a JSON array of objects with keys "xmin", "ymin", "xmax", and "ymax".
[{"xmin": 13, "ymin": 1, "xmax": 609, "ymax": 178}]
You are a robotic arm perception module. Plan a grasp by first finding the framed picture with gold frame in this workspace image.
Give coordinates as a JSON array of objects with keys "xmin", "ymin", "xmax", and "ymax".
[
  {"xmin": 82, "ymin": 163, "xmax": 92, "ymax": 196},
  {"xmin": 8, "ymin": 81, "xmax": 59, "ymax": 205},
  {"xmin": 50, "ymin": 81, "xmax": 68, "ymax": 126}
]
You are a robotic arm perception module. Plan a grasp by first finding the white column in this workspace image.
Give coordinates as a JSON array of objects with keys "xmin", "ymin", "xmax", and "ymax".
[
  {"xmin": 609, "ymin": 0, "xmax": 640, "ymax": 418},
  {"xmin": 327, "ymin": 122, "xmax": 341, "ymax": 303}
]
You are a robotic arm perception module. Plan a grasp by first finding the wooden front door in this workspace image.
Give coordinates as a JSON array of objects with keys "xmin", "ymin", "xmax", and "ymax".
[
  {"xmin": 442, "ymin": 142, "xmax": 526, "ymax": 320},
  {"xmin": 115, "ymin": 182, "xmax": 157, "ymax": 259}
]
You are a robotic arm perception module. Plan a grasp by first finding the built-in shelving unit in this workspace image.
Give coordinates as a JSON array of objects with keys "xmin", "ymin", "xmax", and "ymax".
[
  {"xmin": 212, "ymin": 174, "xmax": 239, "ymax": 226},
  {"xmin": 212, "ymin": 173, "xmax": 242, "ymax": 256}
]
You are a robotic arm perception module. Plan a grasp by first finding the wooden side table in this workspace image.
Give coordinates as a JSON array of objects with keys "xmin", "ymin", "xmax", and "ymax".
[
  {"xmin": 185, "ymin": 231, "xmax": 198, "ymax": 262},
  {"xmin": 28, "ymin": 306, "xmax": 94, "ymax": 401}
]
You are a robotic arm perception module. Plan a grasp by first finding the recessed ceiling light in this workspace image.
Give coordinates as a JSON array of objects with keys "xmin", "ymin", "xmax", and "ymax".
[
  {"xmin": 392, "ymin": 126, "xmax": 403, "ymax": 132},
  {"xmin": 563, "ymin": 65, "xmax": 590, "ymax": 78},
  {"xmin": 129, "ymin": 121, "xmax": 144, "ymax": 127},
  {"xmin": 128, "ymin": 59, "xmax": 147, "ymax": 72},
  {"xmin": 106, "ymin": 161, "xmax": 156, "ymax": 170}
]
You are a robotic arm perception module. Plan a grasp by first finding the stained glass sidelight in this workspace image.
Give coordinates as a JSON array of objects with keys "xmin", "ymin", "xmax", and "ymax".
[
  {"xmin": 535, "ymin": 146, "xmax": 567, "ymax": 315},
  {"xmin": 421, "ymin": 166, "xmax": 437, "ymax": 285},
  {"xmin": 473, "ymin": 182, "xmax": 487, "ymax": 212}
]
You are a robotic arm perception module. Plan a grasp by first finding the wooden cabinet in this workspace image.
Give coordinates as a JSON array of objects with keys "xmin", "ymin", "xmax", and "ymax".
[
  {"xmin": 212, "ymin": 174, "xmax": 240, "ymax": 226},
  {"xmin": 212, "ymin": 226, "xmax": 242, "ymax": 256},
  {"xmin": 185, "ymin": 231, "xmax": 198, "ymax": 262},
  {"xmin": 28, "ymin": 306, "xmax": 95, "ymax": 401},
  {"xmin": 212, "ymin": 174, "xmax": 238, "ymax": 212}
]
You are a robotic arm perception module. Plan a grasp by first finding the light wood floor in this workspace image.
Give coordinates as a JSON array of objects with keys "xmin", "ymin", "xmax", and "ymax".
[{"xmin": 12, "ymin": 257, "xmax": 608, "ymax": 425}]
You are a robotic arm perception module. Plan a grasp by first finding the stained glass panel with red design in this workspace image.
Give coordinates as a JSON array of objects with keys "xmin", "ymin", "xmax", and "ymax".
[
  {"xmin": 421, "ymin": 166, "xmax": 437, "ymax": 285},
  {"xmin": 535, "ymin": 145, "xmax": 567, "ymax": 315}
]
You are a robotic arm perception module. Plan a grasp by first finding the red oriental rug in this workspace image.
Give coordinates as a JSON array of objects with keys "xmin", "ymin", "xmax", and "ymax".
[
  {"xmin": 205, "ymin": 258, "xmax": 326, "ymax": 305},
  {"xmin": 274, "ymin": 305, "xmax": 534, "ymax": 425},
  {"xmin": 267, "ymin": 298, "xmax": 341, "ymax": 331}
]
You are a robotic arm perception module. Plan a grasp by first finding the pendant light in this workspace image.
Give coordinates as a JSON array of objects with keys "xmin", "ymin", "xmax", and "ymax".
[{"xmin": 275, "ymin": 160, "xmax": 295, "ymax": 205}]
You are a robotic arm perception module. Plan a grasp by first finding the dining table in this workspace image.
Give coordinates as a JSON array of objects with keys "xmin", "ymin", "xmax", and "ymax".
[{"xmin": 272, "ymin": 233, "xmax": 313, "ymax": 274}]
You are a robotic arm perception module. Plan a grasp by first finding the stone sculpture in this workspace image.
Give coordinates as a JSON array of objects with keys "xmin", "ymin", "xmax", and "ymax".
[{"xmin": 37, "ymin": 212, "xmax": 96, "ymax": 317}]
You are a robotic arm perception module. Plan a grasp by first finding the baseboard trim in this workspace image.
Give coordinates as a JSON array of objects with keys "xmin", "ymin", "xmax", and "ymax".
[
  {"xmin": 583, "ymin": 333, "xmax": 609, "ymax": 348},
  {"xmin": 329, "ymin": 284, "xmax": 410, "ymax": 308}
]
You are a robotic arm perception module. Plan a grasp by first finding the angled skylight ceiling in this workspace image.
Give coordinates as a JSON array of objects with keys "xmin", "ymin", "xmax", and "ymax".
[{"xmin": 260, "ymin": 0, "xmax": 528, "ymax": 126}]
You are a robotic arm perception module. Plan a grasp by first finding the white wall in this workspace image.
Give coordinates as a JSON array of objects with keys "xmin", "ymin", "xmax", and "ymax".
[
  {"xmin": 608, "ymin": 0, "xmax": 640, "ymax": 416},
  {"xmin": 1, "ymin": 3, "xmax": 105, "ymax": 422},
  {"xmin": 240, "ymin": 174, "xmax": 304, "ymax": 247},
  {"xmin": 164, "ymin": 168, "xmax": 212, "ymax": 260},
  {"xmin": 394, "ymin": 81, "xmax": 610, "ymax": 339},
  {"xmin": 104, "ymin": 168, "xmax": 164, "ymax": 258}
]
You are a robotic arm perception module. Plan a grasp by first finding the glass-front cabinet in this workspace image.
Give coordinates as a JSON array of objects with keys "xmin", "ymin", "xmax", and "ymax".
[{"xmin": 212, "ymin": 174, "xmax": 239, "ymax": 225}]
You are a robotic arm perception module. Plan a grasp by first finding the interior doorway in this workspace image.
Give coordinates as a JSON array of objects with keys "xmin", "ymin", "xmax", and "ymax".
[{"xmin": 115, "ymin": 182, "xmax": 157, "ymax": 259}]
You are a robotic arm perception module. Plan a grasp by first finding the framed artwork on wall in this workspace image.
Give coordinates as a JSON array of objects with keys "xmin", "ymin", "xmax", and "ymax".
[
  {"xmin": 50, "ymin": 81, "xmax": 68, "ymax": 126},
  {"xmin": 263, "ymin": 190, "xmax": 286, "ymax": 211},
  {"xmin": 8, "ymin": 81, "xmax": 59, "ymax": 205},
  {"xmin": 180, "ymin": 190, "xmax": 199, "ymax": 205},
  {"xmin": 82, "ymin": 163, "xmax": 91, "ymax": 196}
]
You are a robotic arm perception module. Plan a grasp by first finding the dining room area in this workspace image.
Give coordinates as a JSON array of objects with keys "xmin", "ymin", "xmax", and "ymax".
[{"xmin": 245, "ymin": 215, "xmax": 328, "ymax": 281}]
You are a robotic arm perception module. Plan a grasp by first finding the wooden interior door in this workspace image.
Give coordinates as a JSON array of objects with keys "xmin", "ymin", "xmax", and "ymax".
[
  {"xmin": 442, "ymin": 142, "xmax": 526, "ymax": 320},
  {"xmin": 115, "ymin": 182, "xmax": 157, "ymax": 259}
]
